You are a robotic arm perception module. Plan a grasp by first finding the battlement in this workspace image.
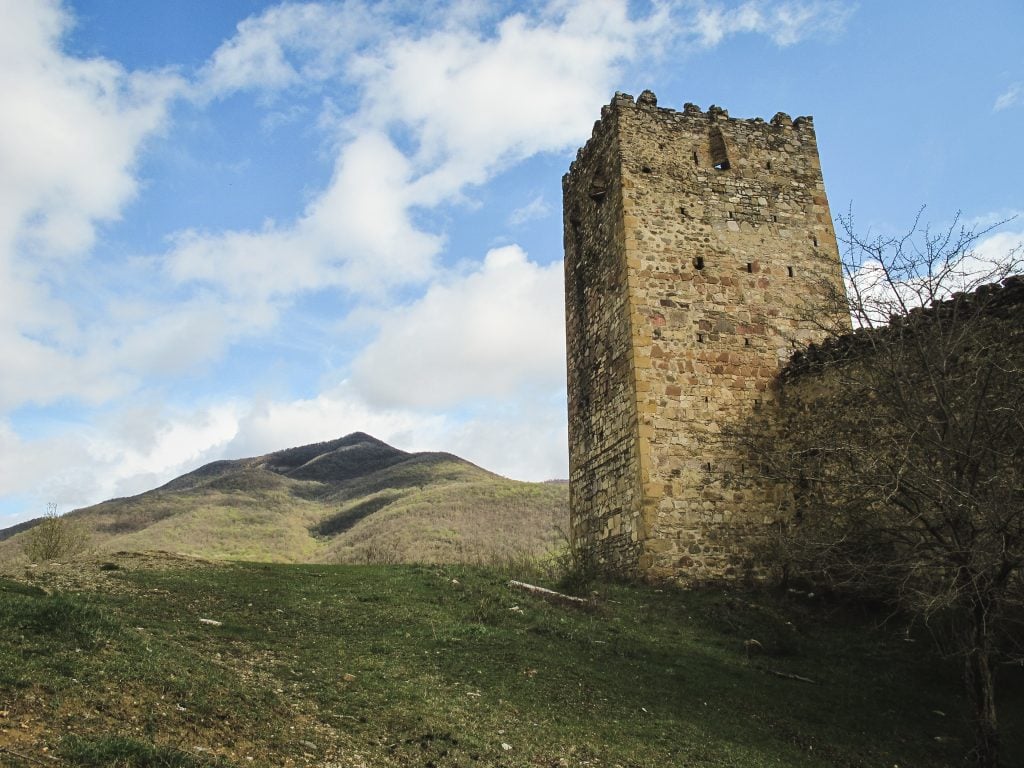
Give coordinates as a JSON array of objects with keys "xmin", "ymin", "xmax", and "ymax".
[
  {"xmin": 569, "ymin": 90, "xmax": 818, "ymax": 180},
  {"xmin": 563, "ymin": 90, "xmax": 849, "ymax": 582}
]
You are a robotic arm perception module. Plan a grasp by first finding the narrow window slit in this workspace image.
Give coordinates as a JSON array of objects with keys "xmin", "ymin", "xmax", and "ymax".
[
  {"xmin": 693, "ymin": 256, "xmax": 705, "ymax": 270},
  {"xmin": 746, "ymin": 262, "xmax": 753, "ymax": 273},
  {"xmin": 787, "ymin": 265, "xmax": 794, "ymax": 277}
]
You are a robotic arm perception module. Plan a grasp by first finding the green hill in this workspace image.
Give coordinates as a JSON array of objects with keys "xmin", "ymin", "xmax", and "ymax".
[
  {"xmin": 0, "ymin": 433, "xmax": 568, "ymax": 565},
  {"xmin": 1, "ymin": 554, "xmax": 1021, "ymax": 767}
]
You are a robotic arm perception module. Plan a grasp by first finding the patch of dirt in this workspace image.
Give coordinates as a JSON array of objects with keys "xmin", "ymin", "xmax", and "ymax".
[{"xmin": 0, "ymin": 551, "xmax": 224, "ymax": 595}]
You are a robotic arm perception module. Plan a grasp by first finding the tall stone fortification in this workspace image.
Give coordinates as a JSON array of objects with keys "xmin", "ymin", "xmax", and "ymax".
[{"xmin": 563, "ymin": 90, "xmax": 849, "ymax": 581}]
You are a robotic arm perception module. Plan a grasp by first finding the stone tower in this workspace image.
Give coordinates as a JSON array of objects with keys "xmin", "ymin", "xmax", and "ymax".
[{"xmin": 563, "ymin": 90, "xmax": 849, "ymax": 581}]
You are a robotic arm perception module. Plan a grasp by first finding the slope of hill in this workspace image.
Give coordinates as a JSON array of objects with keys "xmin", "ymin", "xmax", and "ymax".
[
  {"xmin": 0, "ymin": 433, "xmax": 568, "ymax": 564},
  {"xmin": 3, "ymin": 554, "xmax": 1021, "ymax": 767}
]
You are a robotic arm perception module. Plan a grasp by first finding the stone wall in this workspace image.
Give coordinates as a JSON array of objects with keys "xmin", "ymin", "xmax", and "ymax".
[
  {"xmin": 563, "ymin": 101, "xmax": 645, "ymax": 573},
  {"xmin": 563, "ymin": 90, "xmax": 849, "ymax": 582}
]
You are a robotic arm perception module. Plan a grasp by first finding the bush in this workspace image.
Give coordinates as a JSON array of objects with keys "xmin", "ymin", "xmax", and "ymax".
[{"xmin": 22, "ymin": 508, "xmax": 89, "ymax": 563}]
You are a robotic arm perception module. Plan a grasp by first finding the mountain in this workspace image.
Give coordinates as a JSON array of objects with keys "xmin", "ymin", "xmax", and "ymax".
[{"xmin": 0, "ymin": 433, "xmax": 568, "ymax": 564}]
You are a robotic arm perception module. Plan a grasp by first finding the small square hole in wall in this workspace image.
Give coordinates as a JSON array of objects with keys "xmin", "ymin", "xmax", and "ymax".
[
  {"xmin": 697, "ymin": 333, "xmax": 705, "ymax": 343},
  {"xmin": 679, "ymin": 206, "xmax": 687, "ymax": 217},
  {"xmin": 766, "ymin": 160, "xmax": 772, "ymax": 170},
  {"xmin": 642, "ymin": 164, "xmax": 652, "ymax": 173},
  {"xmin": 744, "ymin": 338, "xmax": 750, "ymax": 347},
  {"xmin": 693, "ymin": 256, "xmax": 705, "ymax": 270}
]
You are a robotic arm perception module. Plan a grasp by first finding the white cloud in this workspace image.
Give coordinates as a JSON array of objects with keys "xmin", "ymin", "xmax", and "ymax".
[
  {"xmin": 0, "ymin": 378, "xmax": 568, "ymax": 523},
  {"xmin": 994, "ymin": 82, "xmax": 1022, "ymax": 112},
  {"xmin": 0, "ymin": 0, "xmax": 183, "ymax": 410},
  {"xmin": 167, "ymin": 0, "xmax": 666, "ymax": 306},
  {"xmin": 692, "ymin": 1, "xmax": 853, "ymax": 47},
  {"xmin": 0, "ymin": 404, "xmax": 239, "ymax": 517},
  {"xmin": 845, "ymin": 228, "xmax": 1024, "ymax": 327},
  {"xmin": 354, "ymin": 1, "xmax": 664, "ymax": 197},
  {"xmin": 196, "ymin": 1, "xmax": 379, "ymax": 98},
  {"xmin": 166, "ymin": 131, "xmax": 443, "ymax": 301},
  {"xmin": 351, "ymin": 245, "xmax": 566, "ymax": 409},
  {"xmin": 508, "ymin": 194, "xmax": 552, "ymax": 226},
  {"xmin": 0, "ymin": 0, "xmax": 182, "ymax": 259}
]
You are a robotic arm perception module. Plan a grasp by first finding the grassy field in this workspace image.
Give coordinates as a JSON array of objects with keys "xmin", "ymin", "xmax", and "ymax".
[{"xmin": 1, "ymin": 553, "xmax": 1021, "ymax": 767}]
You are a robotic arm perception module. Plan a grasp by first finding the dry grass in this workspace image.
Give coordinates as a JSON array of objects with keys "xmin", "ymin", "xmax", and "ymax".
[{"xmin": 0, "ymin": 449, "xmax": 568, "ymax": 568}]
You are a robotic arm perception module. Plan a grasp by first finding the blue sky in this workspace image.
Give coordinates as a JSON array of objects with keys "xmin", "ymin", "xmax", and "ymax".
[{"xmin": 1, "ymin": 0, "xmax": 1021, "ymax": 527}]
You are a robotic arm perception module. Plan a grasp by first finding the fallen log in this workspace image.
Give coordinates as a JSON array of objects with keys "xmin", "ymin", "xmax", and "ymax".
[{"xmin": 507, "ymin": 580, "xmax": 592, "ymax": 609}]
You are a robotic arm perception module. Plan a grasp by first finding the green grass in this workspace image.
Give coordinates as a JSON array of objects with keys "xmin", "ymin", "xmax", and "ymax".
[
  {"xmin": 1, "ymin": 555, "xmax": 1021, "ymax": 767},
  {"xmin": 60, "ymin": 735, "xmax": 231, "ymax": 767}
]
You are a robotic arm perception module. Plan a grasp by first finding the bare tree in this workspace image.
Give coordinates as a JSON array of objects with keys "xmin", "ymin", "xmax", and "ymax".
[{"xmin": 740, "ymin": 212, "xmax": 1023, "ymax": 768}]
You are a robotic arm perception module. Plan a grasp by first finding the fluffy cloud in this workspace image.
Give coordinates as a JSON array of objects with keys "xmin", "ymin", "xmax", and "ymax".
[
  {"xmin": 0, "ymin": 404, "xmax": 238, "ymax": 517},
  {"xmin": 354, "ymin": 1, "xmax": 665, "ymax": 198},
  {"xmin": 167, "ymin": 0, "xmax": 665, "ymax": 305},
  {"xmin": 692, "ymin": 0, "xmax": 852, "ymax": 47},
  {"xmin": 0, "ymin": 0, "xmax": 181, "ymax": 259},
  {"xmin": 196, "ymin": 0, "xmax": 379, "ymax": 97},
  {"xmin": 351, "ymin": 246, "xmax": 565, "ymax": 409},
  {"xmin": 165, "ymin": 131, "xmax": 443, "ymax": 304},
  {"xmin": 0, "ymin": 0, "xmax": 182, "ymax": 409}
]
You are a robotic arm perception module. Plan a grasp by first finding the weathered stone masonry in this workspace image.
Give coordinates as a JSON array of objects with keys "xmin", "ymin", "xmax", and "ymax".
[{"xmin": 563, "ymin": 90, "xmax": 850, "ymax": 582}]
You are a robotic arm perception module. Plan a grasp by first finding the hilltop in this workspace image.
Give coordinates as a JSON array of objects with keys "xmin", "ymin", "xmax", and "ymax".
[{"xmin": 0, "ymin": 433, "xmax": 567, "ymax": 565}]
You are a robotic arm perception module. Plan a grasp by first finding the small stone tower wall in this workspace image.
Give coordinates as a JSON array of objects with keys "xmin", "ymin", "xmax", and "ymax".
[{"xmin": 563, "ymin": 90, "xmax": 849, "ymax": 582}]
